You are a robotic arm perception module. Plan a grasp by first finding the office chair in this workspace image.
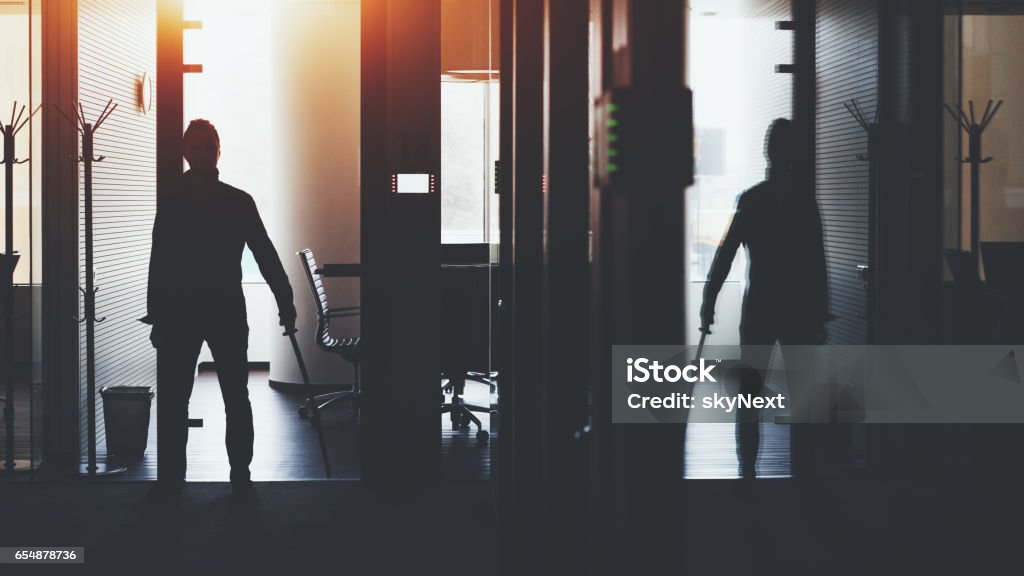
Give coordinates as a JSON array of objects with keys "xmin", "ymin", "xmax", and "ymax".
[
  {"xmin": 440, "ymin": 252, "xmax": 497, "ymax": 444},
  {"xmin": 297, "ymin": 249, "xmax": 362, "ymax": 418}
]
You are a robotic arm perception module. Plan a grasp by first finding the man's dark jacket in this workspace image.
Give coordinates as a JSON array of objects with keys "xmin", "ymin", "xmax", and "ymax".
[{"xmin": 144, "ymin": 170, "xmax": 295, "ymax": 328}]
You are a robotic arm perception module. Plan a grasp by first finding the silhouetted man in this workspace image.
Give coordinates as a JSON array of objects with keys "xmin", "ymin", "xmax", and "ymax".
[
  {"xmin": 145, "ymin": 119, "xmax": 296, "ymax": 498},
  {"xmin": 700, "ymin": 118, "xmax": 828, "ymax": 479}
]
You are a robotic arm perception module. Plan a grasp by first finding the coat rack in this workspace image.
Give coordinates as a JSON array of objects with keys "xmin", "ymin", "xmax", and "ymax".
[
  {"xmin": 844, "ymin": 98, "xmax": 880, "ymax": 330},
  {"xmin": 944, "ymin": 99, "xmax": 1003, "ymax": 268},
  {"xmin": 843, "ymin": 98, "xmax": 878, "ymax": 162},
  {"xmin": 1, "ymin": 102, "xmax": 39, "ymax": 474},
  {"xmin": 55, "ymin": 99, "xmax": 126, "ymax": 477}
]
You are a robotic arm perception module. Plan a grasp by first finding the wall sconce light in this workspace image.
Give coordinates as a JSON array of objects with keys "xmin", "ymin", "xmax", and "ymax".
[{"xmin": 136, "ymin": 71, "xmax": 154, "ymax": 114}]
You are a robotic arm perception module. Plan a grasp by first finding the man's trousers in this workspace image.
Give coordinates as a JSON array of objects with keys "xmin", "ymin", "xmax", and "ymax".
[{"xmin": 156, "ymin": 318, "xmax": 252, "ymax": 484}]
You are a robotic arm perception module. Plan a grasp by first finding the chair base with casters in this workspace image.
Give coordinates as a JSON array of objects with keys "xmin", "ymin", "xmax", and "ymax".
[
  {"xmin": 298, "ymin": 382, "xmax": 359, "ymax": 418},
  {"xmin": 297, "ymin": 353, "xmax": 360, "ymax": 418},
  {"xmin": 441, "ymin": 371, "xmax": 497, "ymax": 444}
]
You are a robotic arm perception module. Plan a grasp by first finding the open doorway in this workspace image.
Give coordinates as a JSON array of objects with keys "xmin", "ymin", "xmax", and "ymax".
[
  {"xmin": 684, "ymin": 0, "xmax": 794, "ymax": 479},
  {"xmin": 439, "ymin": 0, "xmax": 500, "ymax": 480},
  {"xmin": 139, "ymin": 0, "xmax": 364, "ymax": 481},
  {"xmin": 145, "ymin": 0, "xmax": 501, "ymax": 483},
  {"xmin": 685, "ymin": 0, "xmax": 879, "ymax": 479}
]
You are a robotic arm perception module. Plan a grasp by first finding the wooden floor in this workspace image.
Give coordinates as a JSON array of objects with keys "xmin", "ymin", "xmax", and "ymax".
[
  {"xmin": 0, "ymin": 371, "xmax": 39, "ymax": 467},
  {"xmin": 684, "ymin": 422, "xmax": 791, "ymax": 479},
  {"xmin": 107, "ymin": 369, "xmax": 496, "ymax": 481},
  {"xmin": 683, "ymin": 369, "xmax": 793, "ymax": 479},
  {"xmin": 6, "ymin": 367, "xmax": 798, "ymax": 481}
]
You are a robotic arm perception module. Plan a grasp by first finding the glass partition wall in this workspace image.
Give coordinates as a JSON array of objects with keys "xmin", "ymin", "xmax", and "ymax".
[
  {"xmin": 942, "ymin": 2, "xmax": 1024, "ymax": 343},
  {"xmin": 957, "ymin": 15, "xmax": 1024, "ymax": 254},
  {"xmin": 0, "ymin": 0, "xmax": 43, "ymax": 476},
  {"xmin": 5, "ymin": 0, "xmax": 501, "ymax": 483},
  {"xmin": 684, "ymin": 1, "xmax": 794, "ymax": 479},
  {"xmin": 440, "ymin": 0, "xmax": 499, "ymax": 479},
  {"xmin": 76, "ymin": 0, "xmax": 158, "ymax": 479}
]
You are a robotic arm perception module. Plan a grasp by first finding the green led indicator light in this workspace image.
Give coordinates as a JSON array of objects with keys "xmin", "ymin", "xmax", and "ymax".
[
  {"xmin": 608, "ymin": 163, "xmax": 619, "ymax": 172},
  {"xmin": 609, "ymin": 134, "xmax": 619, "ymax": 142},
  {"xmin": 608, "ymin": 103, "xmax": 619, "ymax": 113},
  {"xmin": 608, "ymin": 148, "xmax": 619, "ymax": 157},
  {"xmin": 607, "ymin": 118, "xmax": 619, "ymax": 128}
]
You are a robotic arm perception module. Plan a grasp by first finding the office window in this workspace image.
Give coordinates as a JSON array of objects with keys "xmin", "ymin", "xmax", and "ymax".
[
  {"xmin": 441, "ymin": 77, "xmax": 500, "ymax": 245},
  {"xmin": 440, "ymin": 0, "xmax": 499, "ymax": 245}
]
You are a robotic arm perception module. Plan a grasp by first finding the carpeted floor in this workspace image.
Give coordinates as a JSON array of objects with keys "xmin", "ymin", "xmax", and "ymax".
[
  {"xmin": 2, "ymin": 472, "xmax": 1022, "ymax": 575},
  {"xmin": 0, "ymin": 480, "xmax": 498, "ymax": 575}
]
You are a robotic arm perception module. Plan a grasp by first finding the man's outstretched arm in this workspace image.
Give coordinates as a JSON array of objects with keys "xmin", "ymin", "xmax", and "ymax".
[
  {"xmin": 244, "ymin": 196, "xmax": 296, "ymax": 331},
  {"xmin": 701, "ymin": 195, "xmax": 745, "ymax": 329}
]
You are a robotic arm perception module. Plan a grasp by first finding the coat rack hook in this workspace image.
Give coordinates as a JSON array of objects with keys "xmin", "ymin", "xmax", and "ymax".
[
  {"xmin": 11, "ymin": 105, "xmax": 26, "ymax": 133},
  {"xmin": 13, "ymin": 105, "xmax": 41, "ymax": 136},
  {"xmin": 981, "ymin": 100, "xmax": 1003, "ymax": 132}
]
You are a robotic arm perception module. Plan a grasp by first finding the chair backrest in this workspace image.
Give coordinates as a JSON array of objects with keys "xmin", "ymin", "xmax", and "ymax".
[{"xmin": 298, "ymin": 249, "xmax": 331, "ymax": 322}]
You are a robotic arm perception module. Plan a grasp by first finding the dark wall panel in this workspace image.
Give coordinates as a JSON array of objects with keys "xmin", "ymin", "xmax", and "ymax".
[
  {"xmin": 78, "ymin": 0, "xmax": 156, "ymax": 455},
  {"xmin": 815, "ymin": 0, "xmax": 877, "ymax": 345}
]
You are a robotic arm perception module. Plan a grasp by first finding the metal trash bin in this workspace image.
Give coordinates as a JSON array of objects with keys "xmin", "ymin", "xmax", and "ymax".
[{"xmin": 100, "ymin": 385, "xmax": 154, "ymax": 460}]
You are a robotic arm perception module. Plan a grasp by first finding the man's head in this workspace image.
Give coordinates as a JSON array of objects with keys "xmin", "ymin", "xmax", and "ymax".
[
  {"xmin": 183, "ymin": 119, "xmax": 220, "ymax": 173},
  {"xmin": 764, "ymin": 117, "xmax": 794, "ymax": 172}
]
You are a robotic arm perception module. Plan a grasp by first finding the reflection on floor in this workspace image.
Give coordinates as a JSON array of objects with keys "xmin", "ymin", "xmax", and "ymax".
[
  {"xmin": 114, "ymin": 369, "xmax": 494, "ymax": 482},
  {"xmin": 683, "ymin": 375, "xmax": 793, "ymax": 479},
  {"xmin": 684, "ymin": 422, "xmax": 792, "ymax": 479},
  {"xmin": 441, "ymin": 377, "xmax": 496, "ymax": 480}
]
